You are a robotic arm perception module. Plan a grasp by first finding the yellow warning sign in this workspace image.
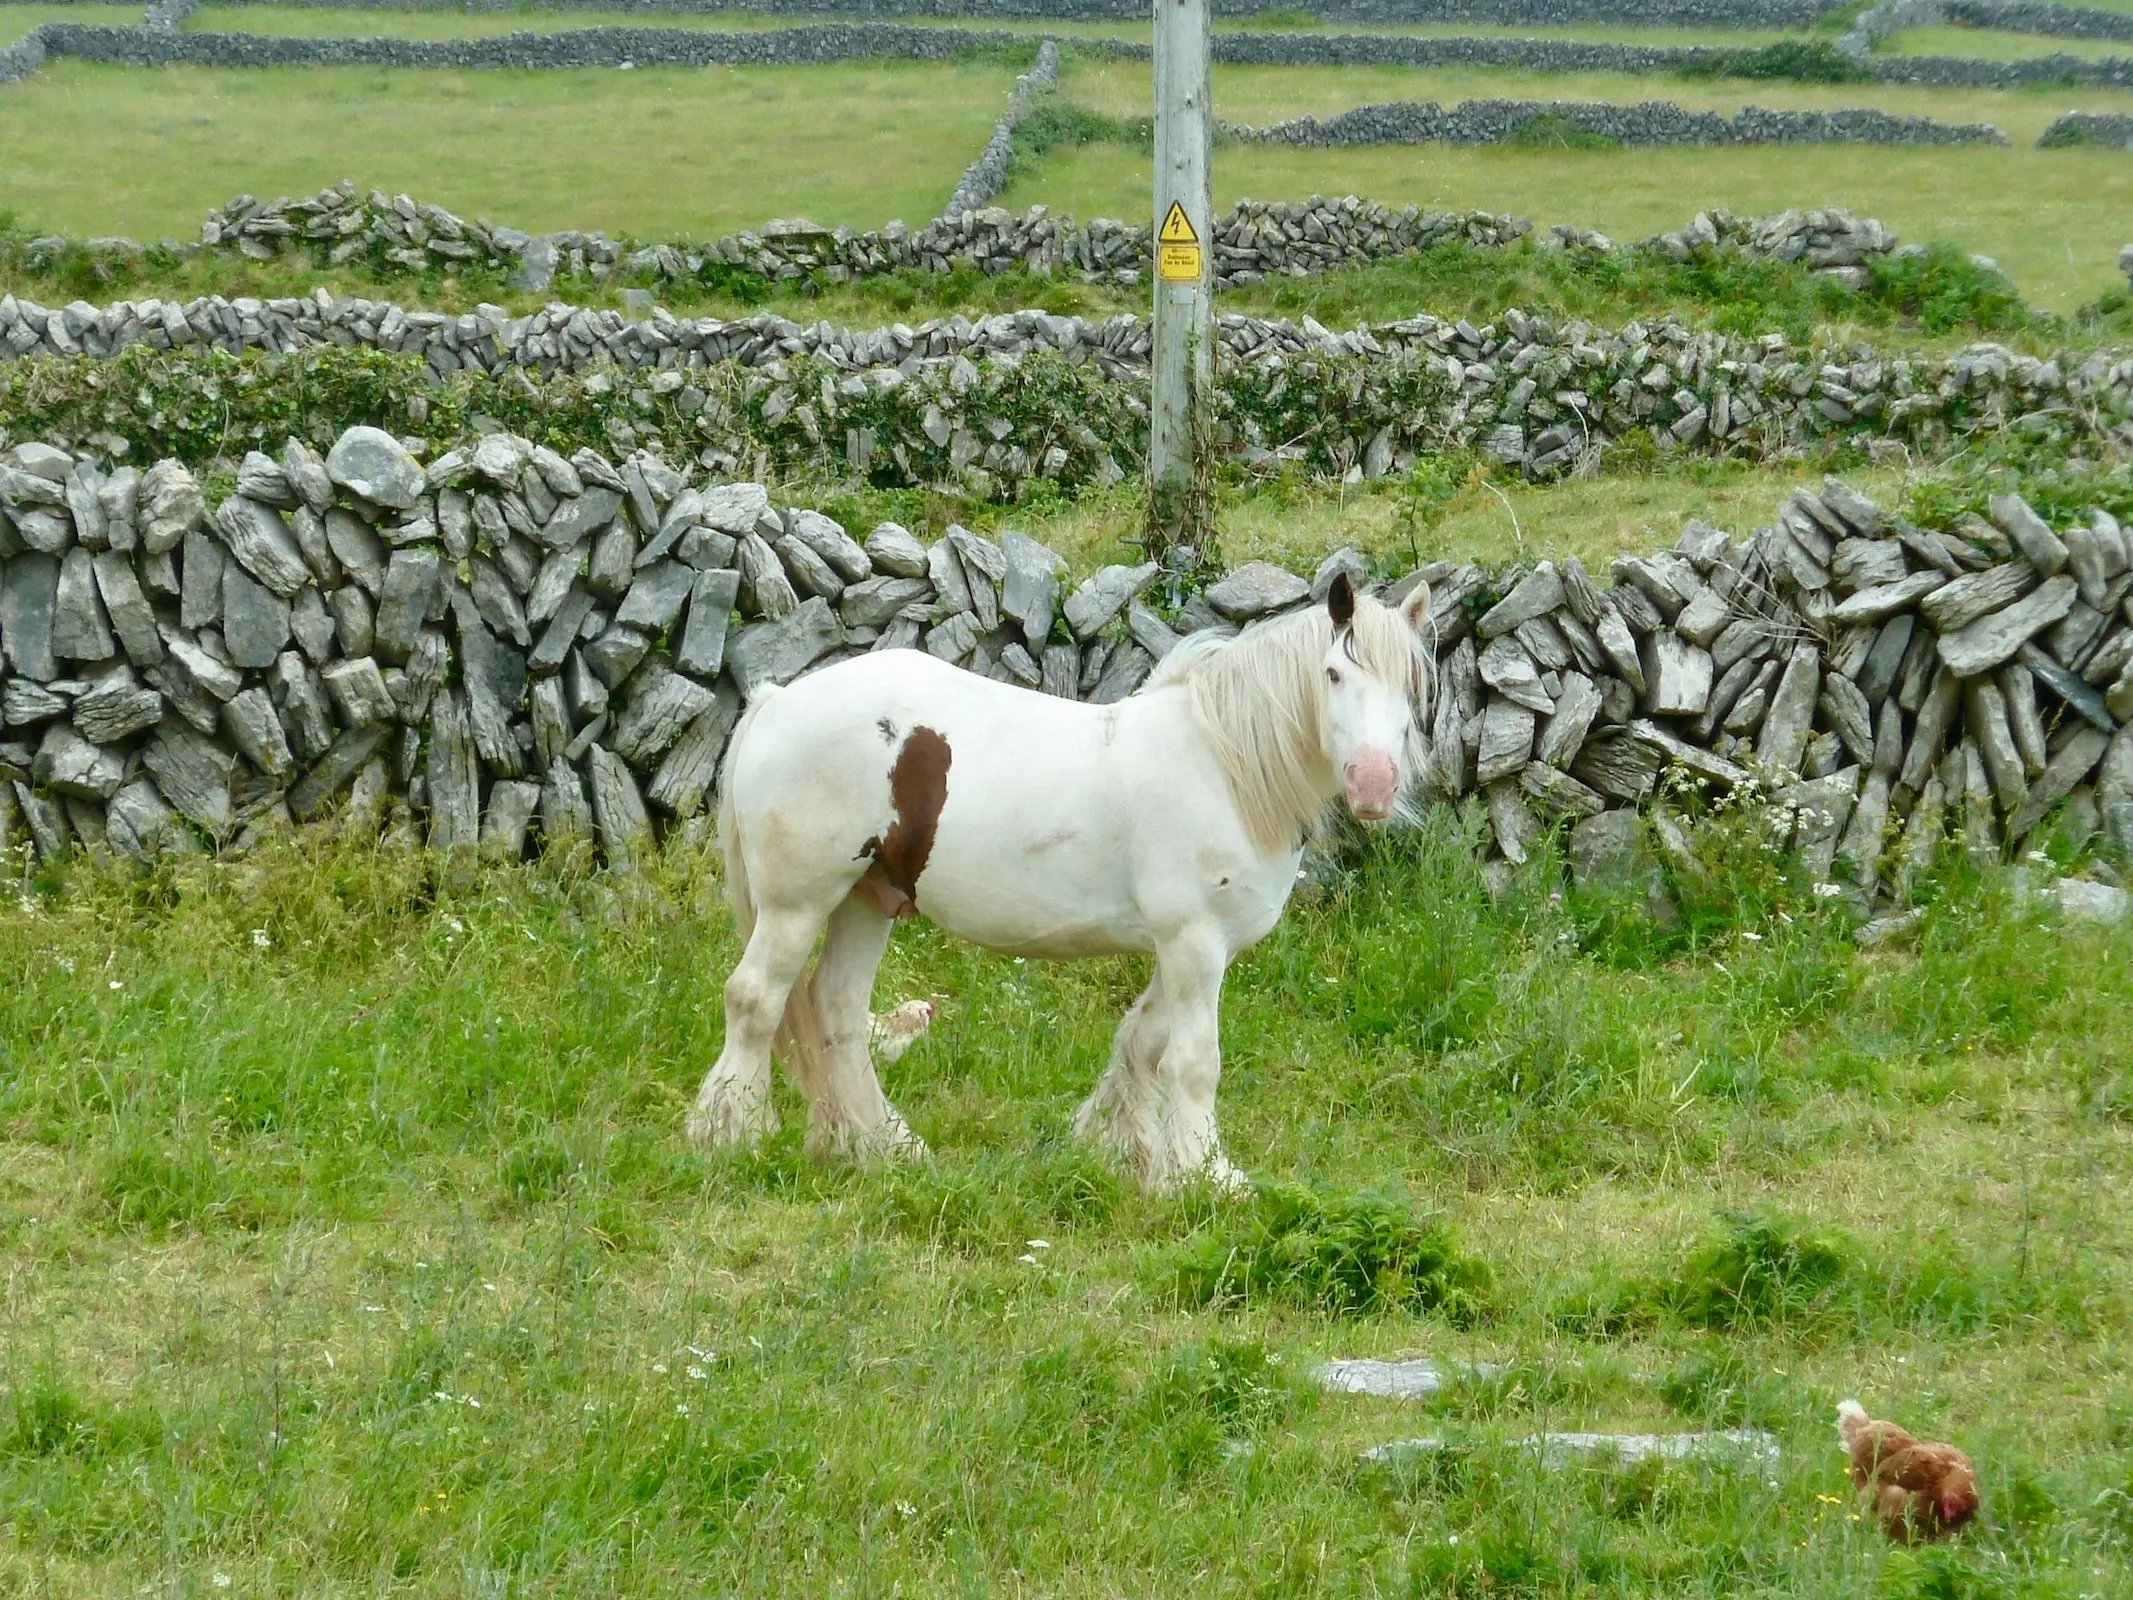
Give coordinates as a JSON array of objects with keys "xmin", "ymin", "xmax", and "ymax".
[
  {"xmin": 1158, "ymin": 243, "xmax": 1202, "ymax": 281},
  {"xmin": 1158, "ymin": 202, "xmax": 1199, "ymax": 245}
]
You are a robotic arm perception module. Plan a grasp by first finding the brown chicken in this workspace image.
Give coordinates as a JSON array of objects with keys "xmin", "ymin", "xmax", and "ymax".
[
  {"xmin": 868, "ymin": 998, "xmax": 937, "ymax": 1064},
  {"xmin": 1837, "ymin": 1399, "xmax": 1980, "ymax": 1541}
]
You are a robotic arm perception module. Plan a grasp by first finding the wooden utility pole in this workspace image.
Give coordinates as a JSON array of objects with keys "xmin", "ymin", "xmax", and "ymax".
[{"xmin": 1148, "ymin": 0, "xmax": 1211, "ymax": 549}]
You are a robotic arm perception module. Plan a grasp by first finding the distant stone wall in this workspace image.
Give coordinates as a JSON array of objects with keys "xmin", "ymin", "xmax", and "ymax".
[
  {"xmin": 36, "ymin": 17, "xmax": 1042, "ymax": 67},
  {"xmin": 4, "ymin": 271, "xmax": 2127, "ymax": 494},
  {"xmin": 4, "ymin": 424, "xmax": 2129, "ymax": 923},
  {"xmin": 2039, "ymin": 110, "xmax": 2133, "ymax": 148},
  {"xmin": 1226, "ymin": 97, "xmax": 2007, "ymax": 147},
  {"xmin": 183, "ymin": 0, "xmax": 1847, "ymax": 24},
  {"xmin": 942, "ymin": 37, "xmax": 1059, "ymax": 217},
  {"xmin": 1947, "ymin": 0, "xmax": 2133, "ymax": 42}
]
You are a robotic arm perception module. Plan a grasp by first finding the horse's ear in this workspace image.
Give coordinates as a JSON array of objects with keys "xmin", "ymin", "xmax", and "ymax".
[
  {"xmin": 1398, "ymin": 580, "xmax": 1431, "ymax": 631},
  {"xmin": 1326, "ymin": 571, "xmax": 1356, "ymax": 630}
]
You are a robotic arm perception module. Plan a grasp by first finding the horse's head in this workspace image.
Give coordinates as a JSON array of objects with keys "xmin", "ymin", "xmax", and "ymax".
[{"xmin": 1320, "ymin": 571, "xmax": 1431, "ymax": 823}]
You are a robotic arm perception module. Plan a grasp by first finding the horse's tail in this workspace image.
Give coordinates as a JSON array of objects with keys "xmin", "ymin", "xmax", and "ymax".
[{"xmin": 714, "ymin": 684, "xmax": 832, "ymax": 1101}]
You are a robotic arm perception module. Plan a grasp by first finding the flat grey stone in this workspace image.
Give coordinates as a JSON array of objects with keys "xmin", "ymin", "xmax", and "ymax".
[
  {"xmin": 862, "ymin": 520, "xmax": 929, "ymax": 579},
  {"xmin": 51, "ymin": 547, "xmax": 115, "ymax": 663},
  {"xmin": 372, "ymin": 547, "xmax": 441, "ymax": 664},
  {"xmin": 1476, "ymin": 699, "xmax": 1536, "ymax": 786},
  {"xmin": 221, "ymin": 563, "xmax": 291, "ymax": 669},
  {"xmin": 329, "ymin": 585, "xmax": 375, "ymax": 658},
  {"xmin": 324, "ymin": 508, "xmax": 385, "ymax": 595},
  {"xmin": 1781, "ymin": 766, "xmax": 1860, "ymax": 878},
  {"xmin": 839, "ymin": 574, "xmax": 932, "ymax": 631},
  {"xmin": 1126, "ymin": 602, "xmax": 1182, "ymax": 663},
  {"xmin": 999, "ymin": 530, "xmax": 1067, "ymax": 644},
  {"xmin": 1920, "ymin": 559, "xmax": 2036, "ymax": 633},
  {"xmin": 213, "ymin": 496, "xmax": 311, "ymax": 597},
  {"xmin": 1064, "ymin": 562, "xmax": 1159, "ymax": 641},
  {"xmin": 288, "ymin": 722, "xmax": 390, "ymax": 821},
  {"xmin": 1521, "ymin": 759, "xmax": 1606, "ymax": 820},
  {"xmin": 220, "ymin": 687, "xmax": 293, "ymax": 778},
  {"xmin": 540, "ymin": 761, "xmax": 593, "ymax": 844},
  {"xmin": 270, "ymin": 652, "xmax": 334, "ymax": 763},
  {"xmin": 72, "ymin": 679, "xmax": 161, "ymax": 744},
  {"xmin": 480, "ymin": 779, "xmax": 542, "ymax": 862},
  {"xmin": 34, "ymin": 721, "xmax": 124, "ymax": 799},
  {"xmin": 1478, "ymin": 562, "xmax": 1563, "ymax": 639},
  {"xmin": 321, "ymin": 656, "xmax": 394, "ymax": 728},
  {"xmin": 1486, "ymin": 778, "xmax": 1540, "ymax": 864},
  {"xmin": 676, "ymin": 525, "xmax": 738, "ymax": 572},
  {"xmin": 1089, "ymin": 641, "xmax": 1153, "ymax": 704},
  {"xmin": 1829, "ymin": 570, "xmax": 1945, "ymax": 626},
  {"xmin": 158, "ymin": 624, "xmax": 244, "ymax": 702},
  {"xmin": 12, "ymin": 781, "xmax": 72, "ymax": 861},
  {"xmin": 106, "ymin": 778, "xmax": 192, "ymax": 857},
  {"xmin": 470, "ymin": 556, "xmax": 531, "ymax": 647},
  {"xmin": 327, "ymin": 426, "xmax": 424, "ymax": 511},
  {"xmin": 774, "ymin": 531, "xmax": 843, "ymax": 601},
  {"xmin": 1819, "ymin": 673, "xmax": 1875, "ymax": 764},
  {"xmin": 143, "ymin": 720, "xmax": 235, "ymax": 836},
  {"xmin": 1568, "ymin": 807, "xmax": 1675, "ymax": 917},
  {"xmin": 612, "ymin": 658, "xmax": 716, "ymax": 768},
  {"xmin": 4, "ymin": 678, "xmax": 67, "ymax": 725},
  {"xmin": 291, "ymin": 584, "xmax": 336, "ymax": 665},
  {"xmin": 927, "ymin": 536, "xmax": 973, "ymax": 617},
  {"xmin": 647, "ymin": 683, "xmax": 742, "ymax": 817},
  {"xmin": 1640, "ymin": 631, "xmax": 1712, "ymax": 717},
  {"xmin": 1479, "ymin": 635, "xmax": 1554, "ymax": 714},
  {"xmin": 1856, "ymin": 613, "xmax": 1913, "ymax": 702},
  {"xmin": 2051, "ymin": 876, "xmax": 2129, "ymax": 924},
  {"xmin": 587, "ymin": 520, "xmax": 636, "ymax": 601},
  {"xmin": 458, "ymin": 618, "xmax": 527, "ymax": 777},
  {"xmin": 726, "ymin": 596, "xmax": 844, "ymax": 693},
  {"xmin": 178, "ymin": 528, "xmax": 225, "ymax": 630},
  {"xmin": 1362, "ymin": 1431, "xmax": 1779, "ymax": 1468},
  {"xmin": 615, "ymin": 559, "xmax": 695, "ymax": 633},
  {"xmin": 1937, "ymin": 575, "xmax": 2078, "ymax": 678},
  {"xmin": 696, "ymin": 482, "xmax": 770, "ymax": 536},
  {"xmin": 236, "ymin": 450, "xmax": 297, "ymax": 510},
  {"xmin": 1755, "ymin": 643, "xmax": 1821, "ymax": 776},
  {"xmin": 2, "ymin": 553, "xmax": 61, "ymax": 681},
  {"xmin": 1206, "ymin": 561, "xmax": 1309, "ymax": 620},
  {"xmin": 281, "ymin": 437, "xmax": 334, "ymax": 513},
  {"xmin": 426, "ymin": 688, "xmax": 480, "ymax": 851},
  {"xmin": 530, "ymin": 586, "xmax": 594, "ymax": 673},
  {"xmin": 786, "ymin": 508, "xmax": 870, "ymax": 584},
  {"xmin": 1990, "ymin": 492, "xmax": 2068, "ymax": 577},
  {"xmin": 737, "ymin": 532, "xmax": 798, "ymax": 619},
  {"xmin": 1830, "ymin": 536, "xmax": 1907, "ymax": 593},
  {"xmin": 584, "ymin": 623, "xmax": 651, "ymax": 690},
  {"xmin": 587, "ymin": 744, "xmax": 651, "ymax": 867},
  {"xmin": 1312, "ymin": 1358, "xmax": 1470, "ymax": 1399},
  {"xmin": 2008, "ymin": 723, "xmax": 2111, "ymax": 838},
  {"xmin": 138, "ymin": 460, "xmax": 204, "ymax": 555},
  {"xmin": 537, "ymin": 487, "xmax": 624, "ymax": 550},
  {"xmin": 677, "ymin": 567, "xmax": 740, "ymax": 679}
]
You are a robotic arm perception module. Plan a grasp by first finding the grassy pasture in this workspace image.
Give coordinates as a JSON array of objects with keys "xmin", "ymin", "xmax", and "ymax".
[
  {"xmin": 0, "ymin": 4, "xmax": 141, "ymax": 44},
  {"xmin": 0, "ymin": 783, "xmax": 2128, "ymax": 1595},
  {"xmin": 1880, "ymin": 24, "xmax": 2133, "ymax": 62},
  {"xmin": 0, "ymin": 58, "xmax": 1010, "ymax": 241},
  {"xmin": 179, "ymin": 5, "xmax": 1814, "ymax": 49}
]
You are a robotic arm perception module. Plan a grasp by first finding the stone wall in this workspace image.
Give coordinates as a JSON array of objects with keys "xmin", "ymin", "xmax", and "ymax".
[
  {"xmin": 2038, "ymin": 111, "xmax": 2133, "ymax": 149},
  {"xmin": 942, "ymin": 37, "xmax": 1059, "ymax": 217},
  {"xmin": 1225, "ymin": 97, "xmax": 2007, "ymax": 147},
  {"xmin": 1945, "ymin": 0, "xmax": 2133, "ymax": 42},
  {"xmin": 4, "ymin": 269, "xmax": 2127, "ymax": 490},
  {"xmin": 4, "ymin": 424, "xmax": 2128, "ymax": 914},
  {"xmin": 181, "ymin": 0, "xmax": 1848, "ymax": 24}
]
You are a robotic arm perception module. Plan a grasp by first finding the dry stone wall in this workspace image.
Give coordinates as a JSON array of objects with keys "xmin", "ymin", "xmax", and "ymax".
[
  {"xmin": 178, "ymin": 0, "xmax": 1851, "ymax": 23},
  {"xmin": 1224, "ymin": 98, "xmax": 2007, "ymax": 148},
  {"xmin": 942, "ymin": 38, "xmax": 1060, "ymax": 216},
  {"xmin": 5, "ymin": 283, "xmax": 2128, "ymax": 491},
  {"xmin": 4, "ymin": 424, "xmax": 2129, "ymax": 915}
]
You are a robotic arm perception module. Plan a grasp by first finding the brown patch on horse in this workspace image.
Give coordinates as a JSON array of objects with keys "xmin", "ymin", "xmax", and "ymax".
[{"xmin": 855, "ymin": 726, "xmax": 952, "ymax": 919}]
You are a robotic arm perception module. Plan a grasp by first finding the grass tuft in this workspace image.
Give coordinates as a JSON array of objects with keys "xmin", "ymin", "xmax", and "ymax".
[{"xmin": 1173, "ymin": 1181, "xmax": 1492, "ymax": 1320}]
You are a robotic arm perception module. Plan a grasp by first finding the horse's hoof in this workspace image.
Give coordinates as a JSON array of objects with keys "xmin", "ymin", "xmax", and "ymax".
[{"xmin": 685, "ymin": 1081, "xmax": 776, "ymax": 1150}]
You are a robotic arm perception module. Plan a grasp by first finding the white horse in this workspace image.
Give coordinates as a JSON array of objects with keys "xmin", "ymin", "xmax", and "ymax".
[{"xmin": 687, "ymin": 572, "xmax": 1432, "ymax": 1189}]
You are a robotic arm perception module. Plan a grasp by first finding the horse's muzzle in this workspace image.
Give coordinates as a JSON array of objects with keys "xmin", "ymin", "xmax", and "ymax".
[{"xmin": 1344, "ymin": 749, "xmax": 1399, "ymax": 822}]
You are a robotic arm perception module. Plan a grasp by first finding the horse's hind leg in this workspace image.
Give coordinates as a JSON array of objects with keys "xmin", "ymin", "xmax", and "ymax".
[
  {"xmin": 1074, "ymin": 973, "xmax": 1167, "ymax": 1177},
  {"xmin": 687, "ymin": 906, "xmax": 823, "ymax": 1149},
  {"xmin": 799, "ymin": 890, "xmax": 926, "ymax": 1161}
]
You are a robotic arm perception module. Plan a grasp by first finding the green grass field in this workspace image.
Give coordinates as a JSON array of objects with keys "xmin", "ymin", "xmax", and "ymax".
[
  {"xmin": 1880, "ymin": 24, "xmax": 2133, "ymax": 62},
  {"xmin": 2, "ymin": 754, "xmax": 2128, "ymax": 1595},
  {"xmin": 0, "ymin": 58, "xmax": 1010, "ymax": 241},
  {"xmin": 0, "ymin": 4, "xmax": 141, "ymax": 44}
]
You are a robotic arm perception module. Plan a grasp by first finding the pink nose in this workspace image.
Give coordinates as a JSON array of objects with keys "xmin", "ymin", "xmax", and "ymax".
[{"xmin": 1344, "ymin": 749, "xmax": 1399, "ymax": 820}]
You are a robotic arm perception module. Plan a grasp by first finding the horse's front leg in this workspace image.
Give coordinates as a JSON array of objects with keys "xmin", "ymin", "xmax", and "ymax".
[{"xmin": 1146, "ymin": 929, "xmax": 1248, "ymax": 1193}]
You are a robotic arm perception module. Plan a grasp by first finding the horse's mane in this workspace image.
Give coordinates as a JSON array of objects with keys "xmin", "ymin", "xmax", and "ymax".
[{"xmin": 1143, "ymin": 591, "xmax": 1429, "ymax": 856}]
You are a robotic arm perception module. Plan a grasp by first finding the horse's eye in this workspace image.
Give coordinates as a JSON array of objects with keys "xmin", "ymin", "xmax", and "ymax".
[{"xmin": 1326, "ymin": 667, "xmax": 1341, "ymax": 686}]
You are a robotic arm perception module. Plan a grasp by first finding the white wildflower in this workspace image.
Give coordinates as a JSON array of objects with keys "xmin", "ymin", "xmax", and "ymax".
[
  {"xmin": 686, "ymin": 1365, "xmax": 708, "ymax": 1381},
  {"xmin": 108, "ymin": 979, "xmax": 123, "ymax": 990},
  {"xmin": 675, "ymin": 1403, "xmax": 690, "ymax": 1416},
  {"xmin": 251, "ymin": 928, "xmax": 270, "ymax": 949},
  {"xmin": 1017, "ymin": 1253, "xmax": 1039, "ymax": 1266},
  {"xmin": 212, "ymin": 1576, "xmax": 231, "ymax": 1591},
  {"xmin": 1026, "ymin": 1240, "xmax": 1051, "ymax": 1251}
]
